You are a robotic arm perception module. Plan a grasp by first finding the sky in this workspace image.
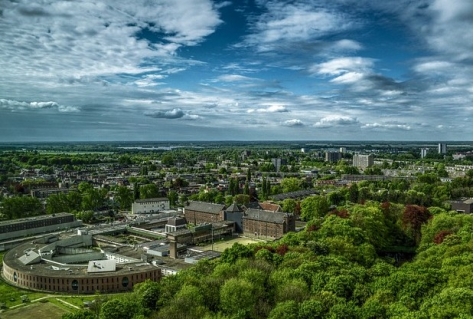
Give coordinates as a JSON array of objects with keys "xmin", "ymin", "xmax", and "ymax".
[{"xmin": 0, "ymin": 0, "xmax": 472, "ymax": 142}]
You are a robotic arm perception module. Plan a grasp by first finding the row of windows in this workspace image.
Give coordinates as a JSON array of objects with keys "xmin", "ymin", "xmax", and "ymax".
[
  {"xmin": 0, "ymin": 216, "xmax": 74, "ymax": 232},
  {"xmin": 8, "ymin": 269, "xmax": 161, "ymax": 293}
]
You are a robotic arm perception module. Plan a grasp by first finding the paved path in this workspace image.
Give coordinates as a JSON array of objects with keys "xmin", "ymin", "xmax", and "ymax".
[{"xmin": 56, "ymin": 298, "xmax": 80, "ymax": 309}]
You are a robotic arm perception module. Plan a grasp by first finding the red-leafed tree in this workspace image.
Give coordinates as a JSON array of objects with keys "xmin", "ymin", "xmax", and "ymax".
[
  {"xmin": 433, "ymin": 230, "xmax": 452, "ymax": 244},
  {"xmin": 402, "ymin": 205, "xmax": 432, "ymax": 245}
]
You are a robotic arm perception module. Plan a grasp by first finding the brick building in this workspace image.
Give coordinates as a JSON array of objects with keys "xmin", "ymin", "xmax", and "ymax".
[
  {"xmin": 184, "ymin": 201, "xmax": 225, "ymax": 225},
  {"xmin": 242, "ymin": 209, "xmax": 295, "ymax": 239}
]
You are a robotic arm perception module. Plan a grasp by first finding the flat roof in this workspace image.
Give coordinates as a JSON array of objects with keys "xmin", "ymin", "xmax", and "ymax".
[
  {"xmin": 3, "ymin": 242, "xmax": 159, "ymax": 277},
  {"xmin": 0, "ymin": 213, "xmax": 74, "ymax": 227},
  {"xmin": 87, "ymin": 260, "xmax": 116, "ymax": 273}
]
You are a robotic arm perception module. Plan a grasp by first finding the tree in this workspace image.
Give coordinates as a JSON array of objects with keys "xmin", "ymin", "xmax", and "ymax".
[
  {"xmin": 220, "ymin": 243, "xmax": 253, "ymax": 264},
  {"xmin": 100, "ymin": 297, "xmax": 141, "ymax": 319},
  {"xmin": 328, "ymin": 190, "xmax": 345, "ymax": 206},
  {"xmin": 220, "ymin": 278, "xmax": 256, "ymax": 317},
  {"xmin": 402, "ymin": 205, "xmax": 432, "ymax": 245},
  {"xmin": 348, "ymin": 183, "xmax": 359, "ymax": 203},
  {"xmin": 161, "ymin": 154, "xmax": 174, "ymax": 166},
  {"xmin": 300, "ymin": 196, "xmax": 329, "ymax": 221},
  {"xmin": 139, "ymin": 184, "xmax": 159, "ymax": 199},
  {"xmin": 1, "ymin": 196, "xmax": 43, "ymax": 219},
  {"xmin": 282, "ymin": 198, "xmax": 297, "ymax": 214},
  {"xmin": 62, "ymin": 310, "xmax": 96, "ymax": 319},
  {"xmin": 233, "ymin": 194, "xmax": 249, "ymax": 206},
  {"xmin": 116, "ymin": 186, "xmax": 133, "ymax": 210},
  {"xmin": 134, "ymin": 280, "xmax": 161, "ymax": 311},
  {"xmin": 168, "ymin": 190, "xmax": 179, "ymax": 207},
  {"xmin": 280, "ymin": 177, "xmax": 302, "ymax": 193},
  {"xmin": 268, "ymin": 301, "xmax": 299, "ymax": 319},
  {"xmin": 158, "ymin": 284, "xmax": 208, "ymax": 319},
  {"xmin": 47, "ymin": 193, "xmax": 71, "ymax": 214}
]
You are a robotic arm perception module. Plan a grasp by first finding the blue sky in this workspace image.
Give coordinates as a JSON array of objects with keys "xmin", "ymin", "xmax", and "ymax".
[{"xmin": 0, "ymin": 0, "xmax": 472, "ymax": 142}]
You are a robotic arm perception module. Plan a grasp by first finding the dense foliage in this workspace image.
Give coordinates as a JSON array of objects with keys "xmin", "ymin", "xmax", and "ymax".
[{"xmin": 64, "ymin": 201, "xmax": 472, "ymax": 319}]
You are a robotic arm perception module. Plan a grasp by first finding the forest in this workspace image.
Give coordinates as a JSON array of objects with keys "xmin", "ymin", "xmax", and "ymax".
[{"xmin": 63, "ymin": 200, "xmax": 472, "ymax": 319}]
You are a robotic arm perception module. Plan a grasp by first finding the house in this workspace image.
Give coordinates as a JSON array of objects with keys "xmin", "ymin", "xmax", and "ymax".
[
  {"xmin": 449, "ymin": 198, "xmax": 473, "ymax": 213},
  {"xmin": 131, "ymin": 198, "xmax": 170, "ymax": 214}
]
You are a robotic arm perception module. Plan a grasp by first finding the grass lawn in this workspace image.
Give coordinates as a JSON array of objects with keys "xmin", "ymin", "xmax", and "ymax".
[
  {"xmin": 3, "ymin": 301, "xmax": 69, "ymax": 319},
  {"xmin": 199, "ymin": 237, "xmax": 262, "ymax": 252},
  {"xmin": 0, "ymin": 277, "xmax": 47, "ymax": 308}
]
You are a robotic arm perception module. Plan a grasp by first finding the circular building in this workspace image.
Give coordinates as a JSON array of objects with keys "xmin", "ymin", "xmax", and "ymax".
[{"xmin": 2, "ymin": 235, "xmax": 162, "ymax": 294}]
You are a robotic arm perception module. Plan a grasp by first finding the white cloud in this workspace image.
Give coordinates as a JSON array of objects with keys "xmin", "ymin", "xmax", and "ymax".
[
  {"xmin": 331, "ymin": 72, "xmax": 365, "ymax": 84},
  {"xmin": 216, "ymin": 74, "xmax": 256, "ymax": 82},
  {"xmin": 244, "ymin": 1, "xmax": 356, "ymax": 52},
  {"xmin": 282, "ymin": 119, "xmax": 304, "ymax": 127},
  {"xmin": 313, "ymin": 116, "xmax": 359, "ymax": 127},
  {"xmin": 332, "ymin": 39, "xmax": 363, "ymax": 51},
  {"xmin": 361, "ymin": 123, "xmax": 411, "ymax": 131},
  {"xmin": 134, "ymin": 74, "xmax": 166, "ymax": 87},
  {"xmin": 248, "ymin": 105, "xmax": 288, "ymax": 113},
  {"xmin": 312, "ymin": 57, "xmax": 374, "ymax": 76},
  {"xmin": 0, "ymin": 99, "xmax": 79, "ymax": 112},
  {"xmin": 0, "ymin": 0, "xmax": 222, "ymax": 81}
]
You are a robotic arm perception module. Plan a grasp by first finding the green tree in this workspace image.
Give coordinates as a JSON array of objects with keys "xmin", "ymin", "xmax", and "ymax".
[
  {"xmin": 233, "ymin": 194, "xmax": 250, "ymax": 206},
  {"xmin": 220, "ymin": 278, "xmax": 256, "ymax": 318},
  {"xmin": 47, "ymin": 193, "xmax": 71, "ymax": 214},
  {"xmin": 300, "ymin": 195, "xmax": 329, "ymax": 221},
  {"xmin": 168, "ymin": 190, "xmax": 179, "ymax": 207},
  {"xmin": 134, "ymin": 280, "xmax": 161, "ymax": 311},
  {"xmin": 268, "ymin": 301, "xmax": 299, "ymax": 319},
  {"xmin": 281, "ymin": 198, "xmax": 297, "ymax": 214},
  {"xmin": 100, "ymin": 297, "xmax": 141, "ymax": 319},
  {"xmin": 116, "ymin": 186, "xmax": 133, "ymax": 210},
  {"xmin": 139, "ymin": 184, "xmax": 159, "ymax": 199},
  {"xmin": 62, "ymin": 310, "xmax": 96, "ymax": 319},
  {"xmin": 1, "ymin": 196, "xmax": 43, "ymax": 219},
  {"xmin": 161, "ymin": 154, "xmax": 174, "ymax": 166},
  {"xmin": 348, "ymin": 183, "xmax": 359, "ymax": 203},
  {"xmin": 280, "ymin": 177, "xmax": 302, "ymax": 193}
]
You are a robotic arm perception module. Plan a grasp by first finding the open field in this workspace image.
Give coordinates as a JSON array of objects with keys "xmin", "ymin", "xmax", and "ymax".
[
  {"xmin": 3, "ymin": 301, "xmax": 68, "ymax": 319},
  {"xmin": 199, "ymin": 237, "xmax": 263, "ymax": 252}
]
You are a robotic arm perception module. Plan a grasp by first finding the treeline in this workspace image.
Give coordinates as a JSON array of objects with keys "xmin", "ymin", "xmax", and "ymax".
[{"xmin": 63, "ymin": 201, "xmax": 472, "ymax": 319}]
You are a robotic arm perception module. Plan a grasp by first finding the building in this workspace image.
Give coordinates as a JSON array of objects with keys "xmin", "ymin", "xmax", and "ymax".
[
  {"xmin": 164, "ymin": 217, "xmax": 187, "ymax": 233},
  {"xmin": 449, "ymin": 198, "xmax": 473, "ymax": 213},
  {"xmin": 2, "ymin": 239, "xmax": 162, "ymax": 294},
  {"xmin": 352, "ymin": 154, "xmax": 374, "ymax": 170},
  {"xmin": 242, "ymin": 209, "xmax": 295, "ymax": 239},
  {"xmin": 30, "ymin": 187, "xmax": 70, "ymax": 199},
  {"xmin": 271, "ymin": 158, "xmax": 287, "ymax": 172},
  {"xmin": 131, "ymin": 198, "xmax": 170, "ymax": 214},
  {"xmin": 325, "ymin": 151, "xmax": 342, "ymax": 163},
  {"xmin": 421, "ymin": 148, "xmax": 429, "ymax": 159},
  {"xmin": 438, "ymin": 143, "xmax": 447, "ymax": 154},
  {"xmin": 224, "ymin": 203, "xmax": 244, "ymax": 233},
  {"xmin": 184, "ymin": 201, "xmax": 225, "ymax": 225},
  {"xmin": 339, "ymin": 147, "xmax": 346, "ymax": 153},
  {"xmin": 0, "ymin": 213, "xmax": 83, "ymax": 242}
]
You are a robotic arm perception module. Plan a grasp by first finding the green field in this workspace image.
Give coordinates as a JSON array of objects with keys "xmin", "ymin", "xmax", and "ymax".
[
  {"xmin": 199, "ymin": 237, "xmax": 262, "ymax": 252},
  {"xmin": 4, "ymin": 301, "xmax": 68, "ymax": 319}
]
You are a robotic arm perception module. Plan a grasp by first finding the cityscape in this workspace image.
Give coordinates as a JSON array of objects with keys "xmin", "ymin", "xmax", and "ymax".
[
  {"xmin": 0, "ymin": 139, "xmax": 472, "ymax": 318},
  {"xmin": 0, "ymin": 0, "xmax": 472, "ymax": 318}
]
